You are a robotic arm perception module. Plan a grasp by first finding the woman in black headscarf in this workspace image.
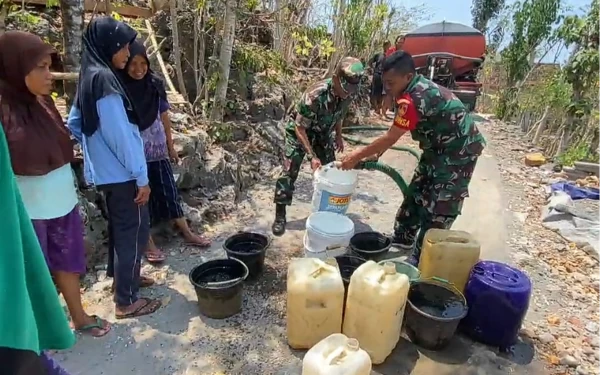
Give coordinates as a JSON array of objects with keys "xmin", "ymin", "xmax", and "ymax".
[
  {"xmin": 120, "ymin": 41, "xmax": 211, "ymax": 265},
  {"xmin": 67, "ymin": 16, "xmax": 162, "ymax": 319}
]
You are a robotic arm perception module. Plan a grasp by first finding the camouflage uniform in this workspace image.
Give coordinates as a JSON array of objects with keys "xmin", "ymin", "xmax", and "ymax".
[
  {"xmin": 392, "ymin": 74, "xmax": 486, "ymax": 259},
  {"xmin": 273, "ymin": 58, "xmax": 365, "ymax": 206}
]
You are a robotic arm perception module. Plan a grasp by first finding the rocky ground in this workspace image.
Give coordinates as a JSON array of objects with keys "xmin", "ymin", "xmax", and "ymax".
[
  {"xmin": 476, "ymin": 115, "xmax": 600, "ymax": 375},
  {"xmin": 47, "ymin": 113, "xmax": 599, "ymax": 375}
]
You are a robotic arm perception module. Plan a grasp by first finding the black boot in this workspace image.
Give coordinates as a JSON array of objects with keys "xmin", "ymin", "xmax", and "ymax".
[{"xmin": 271, "ymin": 204, "xmax": 287, "ymax": 236}]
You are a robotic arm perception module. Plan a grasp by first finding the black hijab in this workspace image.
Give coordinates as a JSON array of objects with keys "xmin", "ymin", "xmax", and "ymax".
[
  {"xmin": 75, "ymin": 16, "xmax": 138, "ymax": 136},
  {"xmin": 119, "ymin": 40, "xmax": 167, "ymax": 130}
]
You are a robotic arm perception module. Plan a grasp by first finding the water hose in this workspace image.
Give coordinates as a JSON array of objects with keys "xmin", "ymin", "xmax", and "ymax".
[
  {"xmin": 335, "ymin": 125, "xmax": 420, "ymax": 194},
  {"xmin": 355, "ymin": 161, "xmax": 409, "ymax": 195},
  {"xmin": 341, "ymin": 126, "xmax": 421, "ymax": 160}
]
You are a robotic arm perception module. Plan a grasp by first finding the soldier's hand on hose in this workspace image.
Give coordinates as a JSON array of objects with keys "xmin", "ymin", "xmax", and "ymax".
[
  {"xmin": 310, "ymin": 158, "xmax": 322, "ymax": 172},
  {"xmin": 334, "ymin": 133, "xmax": 344, "ymax": 152}
]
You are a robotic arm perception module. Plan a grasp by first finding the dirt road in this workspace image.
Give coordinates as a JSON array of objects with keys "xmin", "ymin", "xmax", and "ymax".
[{"xmin": 54, "ymin": 120, "xmax": 548, "ymax": 375}]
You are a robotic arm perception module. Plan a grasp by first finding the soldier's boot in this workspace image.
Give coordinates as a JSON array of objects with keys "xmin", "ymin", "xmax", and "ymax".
[{"xmin": 271, "ymin": 204, "xmax": 287, "ymax": 236}]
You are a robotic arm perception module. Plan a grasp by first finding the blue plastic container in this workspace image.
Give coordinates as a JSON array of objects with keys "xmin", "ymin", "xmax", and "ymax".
[{"xmin": 460, "ymin": 260, "xmax": 532, "ymax": 349}]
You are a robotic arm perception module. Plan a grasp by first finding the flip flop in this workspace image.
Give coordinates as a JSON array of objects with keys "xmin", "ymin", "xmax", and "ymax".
[
  {"xmin": 184, "ymin": 235, "xmax": 212, "ymax": 248},
  {"xmin": 110, "ymin": 276, "xmax": 155, "ymax": 293},
  {"xmin": 76, "ymin": 315, "xmax": 111, "ymax": 337},
  {"xmin": 115, "ymin": 298, "xmax": 162, "ymax": 320},
  {"xmin": 145, "ymin": 250, "xmax": 167, "ymax": 264}
]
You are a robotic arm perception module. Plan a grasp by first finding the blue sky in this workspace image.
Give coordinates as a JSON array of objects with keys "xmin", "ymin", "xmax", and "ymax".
[
  {"xmin": 403, "ymin": 0, "xmax": 590, "ymax": 25},
  {"xmin": 401, "ymin": 0, "xmax": 591, "ymax": 63}
]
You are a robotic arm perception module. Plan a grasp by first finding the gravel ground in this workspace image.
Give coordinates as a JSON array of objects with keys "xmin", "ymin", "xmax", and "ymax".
[{"xmin": 51, "ymin": 115, "xmax": 595, "ymax": 375}]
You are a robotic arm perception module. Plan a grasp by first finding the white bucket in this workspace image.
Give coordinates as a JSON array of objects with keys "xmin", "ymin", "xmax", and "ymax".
[
  {"xmin": 311, "ymin": 162, "xmax": 358, "ymax": 215},
  {"xmin": 304, "ymin": 211, "xmax": 355, "ymax": 259}
]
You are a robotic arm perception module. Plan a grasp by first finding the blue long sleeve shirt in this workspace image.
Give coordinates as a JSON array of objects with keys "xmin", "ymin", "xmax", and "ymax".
[{"xmin": 67, "ymin": 94, "xmax": 148, "ymax": 187}]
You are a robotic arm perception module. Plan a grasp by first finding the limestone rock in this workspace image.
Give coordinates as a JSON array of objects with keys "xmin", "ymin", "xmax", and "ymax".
[{"xmin": 524, "ymin": 152, "xmax": 546, "ymax": 167}]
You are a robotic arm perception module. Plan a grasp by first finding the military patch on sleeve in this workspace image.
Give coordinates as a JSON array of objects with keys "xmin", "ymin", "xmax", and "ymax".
[
  {"xmin": 392, "ymin": 97, "xmax": 418, "ymax": 131},
  {"xmin": 397, "ymin": 102, "xmax": 408, "ymax": 117}
]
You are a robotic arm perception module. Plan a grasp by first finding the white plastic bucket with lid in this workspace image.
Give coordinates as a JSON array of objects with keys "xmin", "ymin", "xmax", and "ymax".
[
  {"xmin": 311, "ymin": 162, "xmax": 359, "ymax": 215},
  {"xmin": 304, "ymin": 211, "xmax": 355, "ymax": 259}
]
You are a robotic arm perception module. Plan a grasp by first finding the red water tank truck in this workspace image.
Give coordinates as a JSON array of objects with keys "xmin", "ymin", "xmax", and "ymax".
[{"xmin": 402, "ymin": 21, "xmax": 486, "ymax": 111}]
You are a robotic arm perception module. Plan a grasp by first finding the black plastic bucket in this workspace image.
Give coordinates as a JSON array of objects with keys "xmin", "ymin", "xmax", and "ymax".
[
  {"xmin": 334, "ymin": 255, "xmax": 367, "ymax": 290},
  {"xmin": 223, "ymin": 232, "xmax": 270, "ymax": 279},
  {"xmin": 189, "ymin": 258, "xmax": 249, "ymax": 319},
  {"xmin": 349, "ymin": 231, "xmax": 392, "ymax": 261},
  {"xmin": 334, "ymin": 254, "xmax": 366, "ymax": 320},
  {"xmin": 405, "ymin": 279, "xmax": 468, "ymax": 350}
]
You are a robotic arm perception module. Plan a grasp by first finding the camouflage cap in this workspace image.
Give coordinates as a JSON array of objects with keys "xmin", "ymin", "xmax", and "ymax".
[{"xmin": 336, "ymin": 56, "xmax": 364, "ymax": 94}]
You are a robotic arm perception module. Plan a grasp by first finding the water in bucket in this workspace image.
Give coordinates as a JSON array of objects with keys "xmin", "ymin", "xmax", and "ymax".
[{"xmin": 311, "ymin": 163, "xmax": 358, "ymax": 215}]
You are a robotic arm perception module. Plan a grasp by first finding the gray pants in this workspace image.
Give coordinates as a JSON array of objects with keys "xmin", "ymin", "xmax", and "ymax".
[{"xmin": 100, "ymin": 181, "xmax": 150, "ymax": 307}]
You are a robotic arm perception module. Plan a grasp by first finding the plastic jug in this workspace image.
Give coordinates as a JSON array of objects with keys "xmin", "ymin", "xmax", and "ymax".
[
  {"xmin": 342, "ymin": 261, "xmax": 410, "ymax": 364},
  {"xmin": 287, "ymin": 258, "xmax": 345, "ymax": 349},
  {"xmin": 419, "ymin": 228, "xmax": 481, "ymax": 292},
  {"xmin": 302, "ymin": 333, "xmax": 372, "ymax": 375}
]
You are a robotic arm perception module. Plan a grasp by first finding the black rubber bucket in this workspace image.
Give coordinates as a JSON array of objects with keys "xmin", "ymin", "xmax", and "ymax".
[
  {"xmin": 405, "ymin": 279, "xmax": 468, "ymax": 351},
  {"xmin": 334, "ymin": 255, "xmax": 367, "ymax": 291},
  {"xmin": 335, "ymin": 254, "xmax": 366, "ymax": 319},
  {"xmin": 223, "ymin": 232, "xmax": 270, "ymax": 279},
  {"xmin": 349, "ymin": 231, "xmax": 392, "ymax": 261},
  {"xmin": 189, "ymin": 258, "xmax": 249, "ymax": 319}
]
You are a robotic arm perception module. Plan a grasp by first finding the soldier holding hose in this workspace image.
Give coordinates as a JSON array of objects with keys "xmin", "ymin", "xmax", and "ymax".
[
  {"xmin": 271, "ymin": 57, "xmax": 365, "ymax": 236},
  {"xmin": 339, "ymin": 51, "xmax": 485, "ymax": 266}
]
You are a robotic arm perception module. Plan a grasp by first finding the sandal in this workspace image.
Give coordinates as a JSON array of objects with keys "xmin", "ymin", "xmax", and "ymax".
[
  {"xmin": 110, "ymin": 276, "xmax": 155, "ymax": 293},
  {"xmin": 76, "ymin": 315, "xmax": 111, "ymax": 337},
  {"xmin": 184, "ymin": 234, "xmax": 212, "ymax": 248},
  {"xmin": 145, "ymin": 250, "xmax": 167, "ymax": 264},
  {"xmin": 115, "ymin": 298, "xmax": 162, "ymax": 320}
]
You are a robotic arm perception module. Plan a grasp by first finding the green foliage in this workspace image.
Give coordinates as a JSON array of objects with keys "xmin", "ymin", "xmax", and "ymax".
[
  {"xmin": 233, "ymin": 43, "xmax": 290, "ymax": 76},
  {"xmin": 10, "ymin": 9, "xmax": 41, "ymax": 26},
  {"xmin": 519, "ymin": 72, "xmax": 572, "ymax": 110},
  {"xmin": 502, "ymin": 0, "xmax": 561, "ymax": 84},
  {"xmin": 496, "ymin": 0, "xmax": 561, "ymax": 119},
  {"xmin": 208, "ymin": 122, "xmax": 234, "ymax": 143},
  {"xmin": 46, "ymin": 0, "xmax": 59, "ymax": 7},
  {"xmin": 291, "ymin": 28, "xmax": 335, "ymax": 59},
  {"xmin": 557, "ymin": 143, "xmax": 596, "ymax": 165},
  {"xmin": 243, "ymin": 0, "xmax": 259, "ymax": 12},
  {"xmin": 342, "ymin": 0, "xmax": 388, "ymax": 56},
  {"xmin": 471, "ymin": 0, "xmax": 506, "ymax": 32},
  {"xmin": 556, "ymin": 0, "xmax": 599, "ymax": 118},
  {"xmin": 110, "ymin": 11, "xmax": 123, "ymax": 21}
]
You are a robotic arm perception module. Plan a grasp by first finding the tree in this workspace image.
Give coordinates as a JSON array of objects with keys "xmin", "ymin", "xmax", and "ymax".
[
  {"xmin": 555, "ymin": 0, "xmax": 599, "ymax": 154},
  {"xmin": 169, "ymin": 0, "xmax": 188, "ymax": 100},
  {"xmin": 210, "ymin": 0, "xmax": 237, "ymax": 121},
  {"xmin": 471, "ymin": 0, "xmax": 505, "ymax": 32},
  {"xmin": 496, "ymin": 0, "xmax": 561, "ymax": 119},
  {"xmin": 59, "ymin": 0, "xmax": 84, "ymax": 107}
]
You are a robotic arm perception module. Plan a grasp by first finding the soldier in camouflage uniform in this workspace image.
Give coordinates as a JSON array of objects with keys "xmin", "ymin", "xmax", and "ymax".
[
  {"xmin": 340, "ymin": 51, "xmax": 485, "ymax": 265},
  {"xmin": 272, "ymin": 57, "xmax": 365, "ymax": 236}
]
